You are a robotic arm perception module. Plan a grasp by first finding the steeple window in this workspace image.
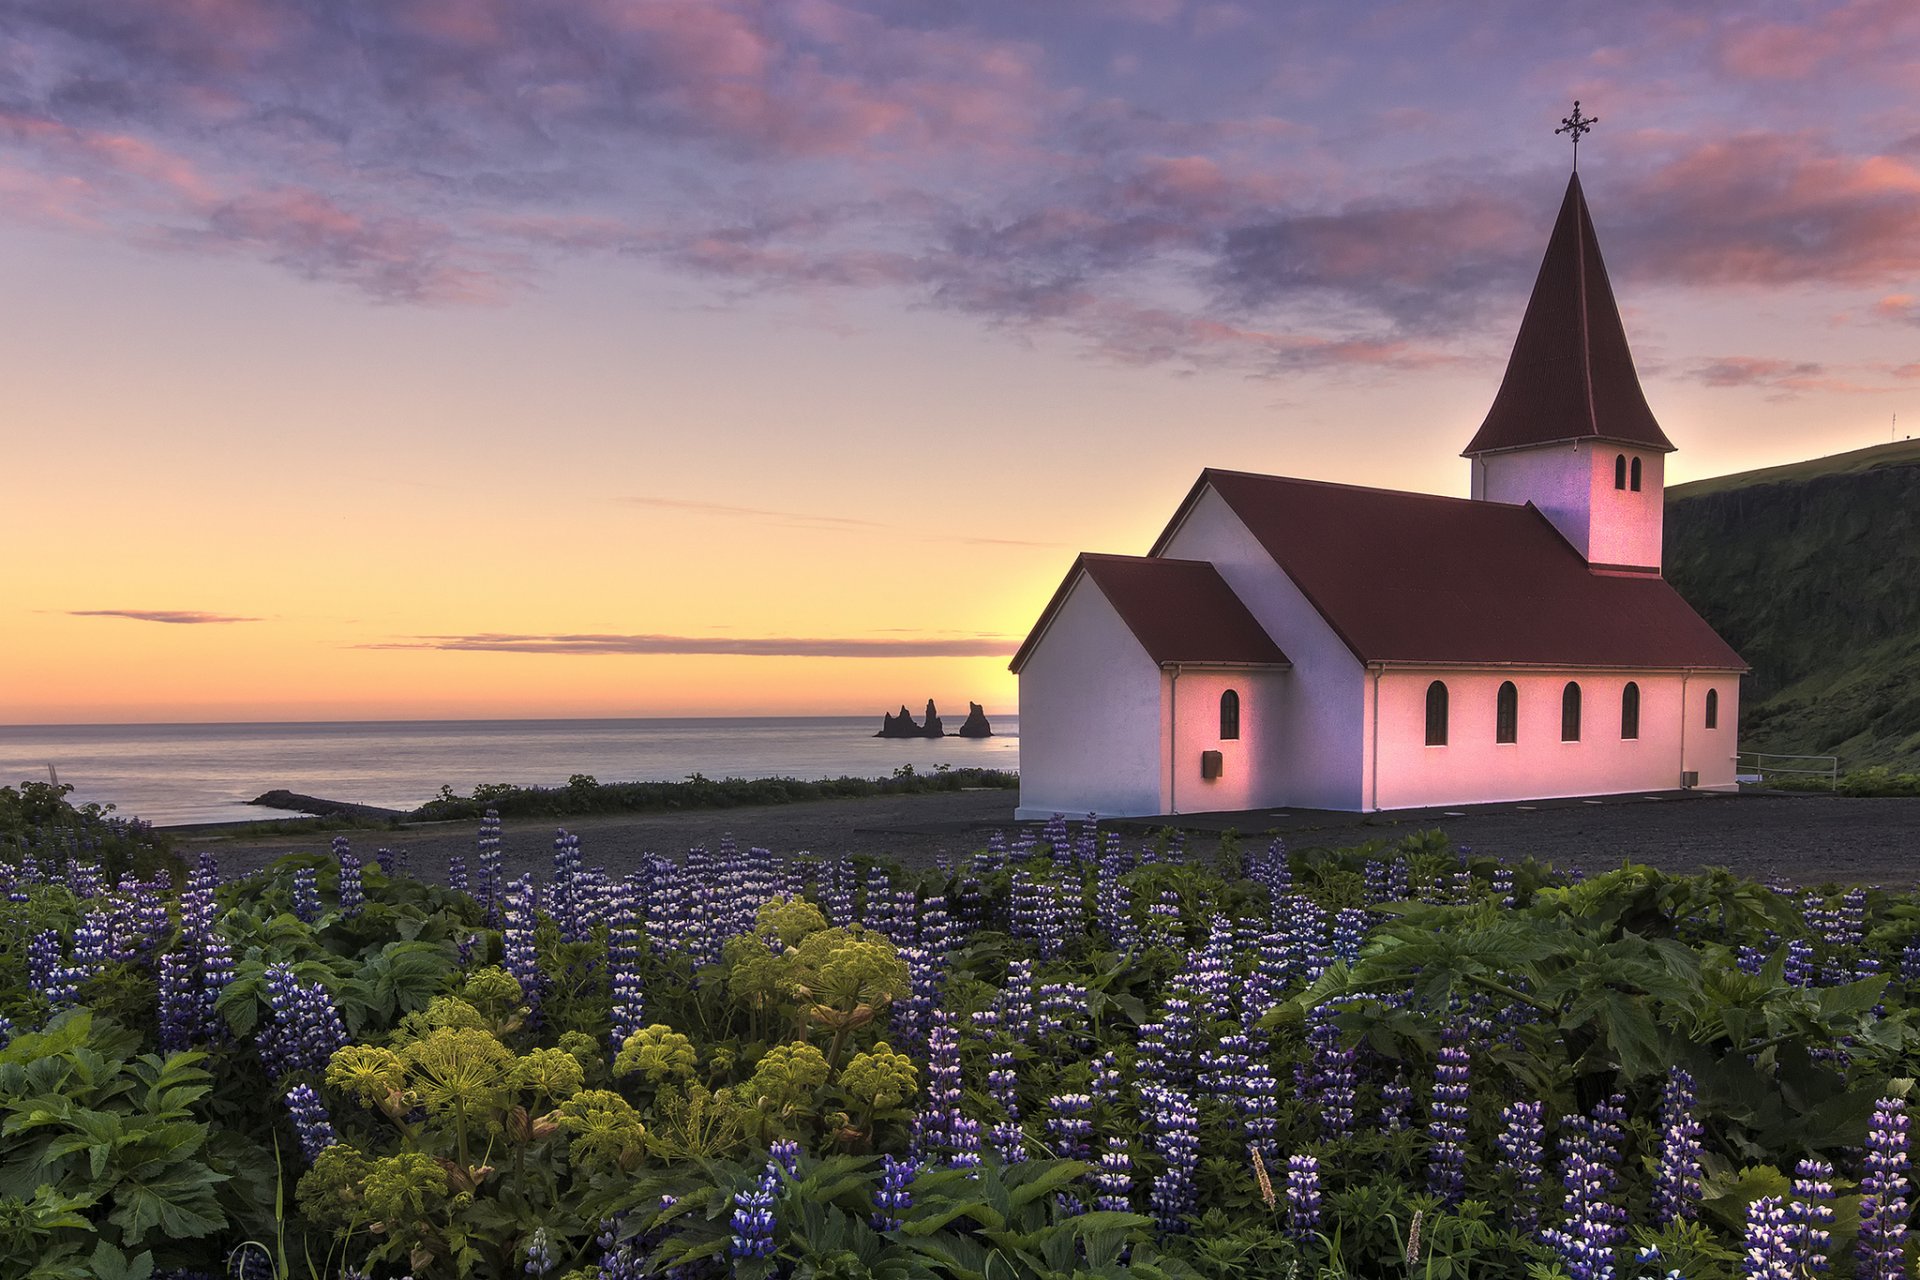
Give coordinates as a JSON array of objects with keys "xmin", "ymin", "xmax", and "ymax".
[
  {"xmin": 1425, "ymin": 681, "xmax": 1449, "ymax": 746},
  {"xmin": 1630, "ymin": 457, "xmax": 1643, "ymax": 491},
  {"xmin": 1614, "ymin": 454, "xmax": 1627, "ymax": 489}
]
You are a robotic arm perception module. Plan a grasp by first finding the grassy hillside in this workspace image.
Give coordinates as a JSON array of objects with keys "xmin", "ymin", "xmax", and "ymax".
[{"xmin": 1666, "ymin": 439, "xmax": 1920, "ymax": 768}]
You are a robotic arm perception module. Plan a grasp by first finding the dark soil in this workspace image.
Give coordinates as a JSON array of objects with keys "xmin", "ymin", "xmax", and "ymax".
[{"xmin": 170, "ymin": 788, "xmax": 1920, "ymax": 888}]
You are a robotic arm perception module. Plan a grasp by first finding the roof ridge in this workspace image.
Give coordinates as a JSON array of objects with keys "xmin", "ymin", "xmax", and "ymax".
[{"xmin": 1202, "ymin": 467, "xmax": 1534, "ymax": 511}]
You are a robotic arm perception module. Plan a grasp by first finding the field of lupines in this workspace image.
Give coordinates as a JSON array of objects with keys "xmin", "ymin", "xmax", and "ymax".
[{"xmin": 2, "ymin": 778, "xmax": 1919, "ymax": 1280}]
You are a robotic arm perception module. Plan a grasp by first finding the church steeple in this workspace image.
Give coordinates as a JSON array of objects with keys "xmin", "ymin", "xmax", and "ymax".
[
  {"xmin": 1462, "ymin": 172, "xmax": 1673, "ymax": 458},
  {"xmin": 1465, "ymin": 161, "xmax": 1672, "ymax": 575}
]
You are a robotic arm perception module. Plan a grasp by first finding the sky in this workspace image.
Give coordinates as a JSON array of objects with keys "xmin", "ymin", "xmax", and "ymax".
[{"xmin": 2, "ymin": 0, "xmax": 1917, "ymax": 724}]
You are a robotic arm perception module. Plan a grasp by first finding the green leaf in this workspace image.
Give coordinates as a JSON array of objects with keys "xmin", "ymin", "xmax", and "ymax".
[{"xmin": 105, "ymin": 1164, "xmax": 230, "ymax": 1246}]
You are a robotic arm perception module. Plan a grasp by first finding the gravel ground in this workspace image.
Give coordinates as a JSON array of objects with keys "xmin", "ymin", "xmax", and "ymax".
[{"xmin": 172, "ymin": 787, "xmax": 1920, "ymax": 887}]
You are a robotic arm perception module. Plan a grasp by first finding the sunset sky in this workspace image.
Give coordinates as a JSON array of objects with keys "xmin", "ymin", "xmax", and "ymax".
[{"xmin": 3, "ymin": 0, "xmax": 1917, "ymax": 724}]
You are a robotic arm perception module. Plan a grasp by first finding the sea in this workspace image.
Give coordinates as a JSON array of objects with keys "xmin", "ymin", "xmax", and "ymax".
[{"xmin": 0, "ymin": 716, "xmax": 1020, "ymax": 827}]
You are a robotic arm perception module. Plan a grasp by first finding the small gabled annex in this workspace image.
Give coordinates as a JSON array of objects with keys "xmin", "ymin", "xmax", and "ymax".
[{"xmin": 1011, "ymin": 173, "xmax": 1747, "ymax": 819}]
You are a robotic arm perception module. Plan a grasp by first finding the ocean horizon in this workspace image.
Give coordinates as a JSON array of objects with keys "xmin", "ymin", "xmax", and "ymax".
[{"xmin": 0, "ymin": 715, "xmax": 1020, "ymax": 827}]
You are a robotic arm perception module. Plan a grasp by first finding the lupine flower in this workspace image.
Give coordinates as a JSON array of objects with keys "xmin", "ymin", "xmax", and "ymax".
[
  {"xmin": 1858, "ymin": 1096, "xmax": 1910, "ymax": 1280},
  {"xmin": 987, "ymin": 1046, "xmax": 1025, "ymax": 1164},
  {"xmin": 1786, "ymin": 1158, "xmax": 1835, "ymax": 1276},
  {"xmin": 291, "ymin": 869, "xmax": 320, "ymax": 923},
  {"xmin": 476, "ymin": 808, "xmax": 504, "ymax": 924},
  {"xmin": 525, "ymin": 1225, "xmax": 555, "ymax": 1276},
  {"xmin": 1743, "ymin": 1195, "xmax": 1793, "ymax": 1279},
  {"xmin": 769, "ymin": 1139, "xmax": 801, "ymax": 1177},
  {"xmin": 730, "ymin": 1167, "xmax": 779, "ymax": 1262},
  {"xmin": 157, "ymin": 950, "xmax": 199, "ymax": 1051},
  {"xmin": 1495, "ymin": 1100, "xmax": 1547, "ymax": 1233},
  {"xmin": 1298, "ymin": 1007, "xmax": 1357, "ymax": 1141},
  {"xmin": 1380, "ymin": 1070, "xmax": 1414, "ymax": 1132},
  {"xmin": 608, "ymin": 920, "xmax": 645, "ymax": 1052},
  {"xmin": 502, "ymin": 875, "xmax": 545, "ymax": 1018},
  {"xmin": 1653, "ymin": 1069, "xmax": 1705, "ymax": 1225},
  {"xmin": 336, "ymin": 852, "xmax": 364, "ymax": 916},
  {"xmin": 283, "ymin": 1084, "xmax": 336, "ymax": 1162},
  {"xmin": 1285, "ymin": 1153, "xmax": 1321, "ymax": 1240},
  {"xmin": 1143, "ymin": 1083, "xmax": 1199, "ymax": 1233},
  {"xmin": 872, "ymin": 1154, "xmax": 917, "ymax": 1230},
  {"xmin": 256, "ymin": 963, "xmax": 349, "ymax": 1078},
  {"xmin": 447, "ymin": 852, "xmax": 468, "ymax": 894},
  {"xmin": 1095, "ymin": 1137, "xmax": 1132, "ymax": 1212},
  {"xmin": 1427, "ymin": 1024, "xmax": 1470, "ymax": 1204},
  {"xmin": 1546, "ymin": 1099, "xmax": 1630, "ymax": 1280}
]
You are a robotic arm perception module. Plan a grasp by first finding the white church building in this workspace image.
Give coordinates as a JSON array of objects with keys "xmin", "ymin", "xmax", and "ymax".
[{"xmin": 1010, "ymin": 173, "xmax": 1746, "ymax": 818}]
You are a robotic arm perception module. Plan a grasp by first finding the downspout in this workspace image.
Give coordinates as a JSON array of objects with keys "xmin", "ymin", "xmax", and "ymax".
[
  {"xmin": 1369, "ymin": 664, "xmax": 1382, "ymax": 813},
  {"xmin": 1679, "ymin": 669, "xmax": 1691, "ymax": 788},
  {"xmin": 1168, "ymin": 664, "xmax": 1181, "ymax": 815}
]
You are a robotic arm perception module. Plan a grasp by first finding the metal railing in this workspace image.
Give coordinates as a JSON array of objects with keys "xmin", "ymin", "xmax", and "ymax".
[{"xmin": 1736, "ymin": 750, "xmax": 1840, "ymax": 788}]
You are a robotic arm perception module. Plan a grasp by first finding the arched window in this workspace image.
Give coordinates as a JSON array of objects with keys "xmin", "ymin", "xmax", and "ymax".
[
  {"xmin": 1496, "ymin": 681, "xmax": 1518, "ymax": 744},
  {"xmin": 1630, "ymin": 456, "xmax": 1643, "ymax": 492},
  {"xmin": 1220, "ymin": 689, "xmax": 1240, "ymax": 741},
  {"xmin": 1614, "ymin": 454, "xmax": 1627, "ymax": 489},
  {"xmin": 1621, "ymin": 682, "xmax": 1641, "ymax": 740},
  {"xmin": 1561, "ymin": 682, "xmax": 1582, "ymax": 742},
  {"xmin": 1425, "ymin": 680, "xmax": 1449, "ymax": 746},
  {"xmin": 1705, "ymin": 688, "xmax": 1719, "ymax": 730}
]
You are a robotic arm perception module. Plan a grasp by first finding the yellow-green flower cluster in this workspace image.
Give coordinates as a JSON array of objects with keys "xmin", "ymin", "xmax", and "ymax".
[
  {"xmin": 840, "ymin": 1041, "xmax": 919, "ymax": 1113},
  {"xmin": 614, "ymin": 1025, "xmax": 698, "ymax": 1085}
]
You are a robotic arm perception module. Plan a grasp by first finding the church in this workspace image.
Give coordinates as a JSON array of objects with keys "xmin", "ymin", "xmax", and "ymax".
[{"xmin": 1010, "ymin": 169, "xmax": 1746, "ymax": 818}]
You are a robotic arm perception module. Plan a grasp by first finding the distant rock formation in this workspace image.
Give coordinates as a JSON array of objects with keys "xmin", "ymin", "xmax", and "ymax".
[
  {"xmin": 875, "ymin": 700, "xmax": 949, "ymax": 738},
  {"xmin": 956, "ymin": 702, "xmax": 993, "ymax": 738},
  {"xmin": 876, "ymin": 705, "xmax": 923, "ymax": 738},
  {"xmin": 250, "ymin": 790, "xmax": 406, "ymax": 821}
]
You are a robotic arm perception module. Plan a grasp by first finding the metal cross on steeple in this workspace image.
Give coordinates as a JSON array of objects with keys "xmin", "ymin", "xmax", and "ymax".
[{"xmin": 1556, "ymin": 100, "xmax": 1598, "ymax": 172}]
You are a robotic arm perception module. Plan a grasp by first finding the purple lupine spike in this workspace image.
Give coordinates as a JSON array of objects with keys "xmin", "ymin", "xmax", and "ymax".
[
  {"xmin": 476, "ymin": 808, "xmax": 503, "ymax": 924},
  {"xmin": 1545, "ymin": 1101, "xmax": 1629, "ymax": 1280},
  {"xmin": 1044, "ymin": 1093, "xmax": 1093, "ymax": 1162},
  {"xmin": 199, "ymin": 934, "xmax": 235, "ymax": 1041},
  {"xmin": 1285, "ymin": 1153, "xmax": 1321, "ymax": 1240},
  {"xmin": 608, "ymin": 918, "xmax": 645, "ymax": 1052},
  {"xmin": 291, "ymin": 868, "xmax": 320, "ymax": 923},
  {"xmin": 1143, "ymin": 1083, "xmax": 1199, "ymax": 1233},
  {"xmin": 1653, "ymin": 1069, "xmax": 1705, "ymax": 1225},
  {"xmin": 447, "ymin": 852, "xmax": 468, "ymax": 894},
  {"xmin": 1786, "ymin": 1157, "xmax": 1836, "ymax": 1276},
  {"xmin": 502, "ymin": 874, "xmax": 545, "ymax": 1018},
  {"xmin": 729, "ymin": 1166, "xmax": 779, "ymax": 1262},
  {"xmin": 1095, "ymin": 1137, "xmax": 1132, "ymax": 1212},
  {"xmin": 525, "ymin": 1225, "xmax": 555, "ymax": 1276},
  {"xmin": 769, "ymin": 1139, "xmax": 801, "ymax": 1177},
  {"xmin": 157, "ymin": 950, "xmax": 199, "ymax": 1051},
  {"xmin": 336, "ymin": 852, "xmax": 363, "ymax": 916},
  {"xmin": 872, "ymin": 1154, "xmax": 916, "ymax": 1231},
  {"xmin": 1426, "ymin": 1023, "xmax": 1470, "ymax": 1205},
  {"xmin": 283, "ymin": 1084, "xmax": 337, "ymax": 1162},
  {"xmin": 1298, "ymin": 1006, "xmax": 1357, "ymax": 1141},
  {"xmin": 1858, "ymin": 1097, "xmax": 1910, "ymax": 1280},
  {"xmin": 1744, "ymin": 1195, "xmax": 1794, "ymax": 1279},
  {"xmin": 1380, "ymin": 1070, "xmax": 1415, "ymax": 1132},
  {"xmin": 256, "ymin": 963, "xmax": 349, "ymax": 1078},
  {"xmin": 987, "ymin": 1045, "xmax": 1025, "ymax": 1163},
  {"xmin": 1495, "ymin": 1100, "xmax": 1547, "ymax": 1233},
  {"xmin": 374, "ymin": 846, "xmax": 395, "ymax": 877}
]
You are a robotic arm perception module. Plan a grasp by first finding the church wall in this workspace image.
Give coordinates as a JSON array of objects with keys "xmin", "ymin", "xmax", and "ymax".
[
  {"xmin": 1158, "ymin": 487, "xmax": 1366, "ymax": 810},
  {"xmin": 1013, "ymin": 576, "xmax": 1167, "ymax": 820},
  {"xmin": 1372, "ymin": 668, "xmax": 1739, "ymax": 809},
  {"xmin": 1472, "ymin": 443, "xmax": 1595, "ymax": 556},
  {"xmin": 1162, "ymin": 667, "xmax": 1292, "ymax": 814},
  {"xmin": 1586, "ymin": 448, "xmax": 1664, "ymax": 569}
]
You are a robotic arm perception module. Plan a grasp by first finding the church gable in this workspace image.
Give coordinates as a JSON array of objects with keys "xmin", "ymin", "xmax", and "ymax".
[{"xmin": 1010, "ymin": 553, "xmax": 1288, "ymax": 675}]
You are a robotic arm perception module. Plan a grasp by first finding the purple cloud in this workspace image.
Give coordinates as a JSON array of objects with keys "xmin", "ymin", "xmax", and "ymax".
[
  {"xmin": 362, "ymin": 632, "xmax": 1014, "ymax": 657},
  {"xmin": 70, "ymin": 609, "xmax": 260, "ymax": 624}
]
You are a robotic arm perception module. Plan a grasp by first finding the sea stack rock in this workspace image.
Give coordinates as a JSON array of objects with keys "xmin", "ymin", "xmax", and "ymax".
[
  {"xmin": 876, "ymin": 705, "xmax": 922, "ymax": 738},
  {"xmin": 956, "ymin": 702, "xmax": 993, "ymax": 738},
  {"xmin": 921, "ymin": 699, "xmax": 945, "ymax": 737}
]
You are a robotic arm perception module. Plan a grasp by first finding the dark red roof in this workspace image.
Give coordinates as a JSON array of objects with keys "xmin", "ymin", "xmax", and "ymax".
[
  {"xmin": 1151, "ymin": 470, "xmax": 1745, "ymax": 670},
  {"xmin": 1010, "ymin": 553, "xmax": 1290, "ymax": 674},
  {"xmin": 1463, "ymin": 174, "xmax": 1675, "ymax": 457}
]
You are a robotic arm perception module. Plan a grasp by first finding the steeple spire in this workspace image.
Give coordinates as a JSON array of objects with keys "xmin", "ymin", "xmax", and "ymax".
[{"xmin": 1462, "ymin": 173, "xmax": 1674, "ymax": 457}]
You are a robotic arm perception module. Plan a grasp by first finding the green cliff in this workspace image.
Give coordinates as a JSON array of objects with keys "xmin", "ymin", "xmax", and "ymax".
[{"xmin": 1665, "ymin": 439, "xmax": 1920, "ymax": 768}]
